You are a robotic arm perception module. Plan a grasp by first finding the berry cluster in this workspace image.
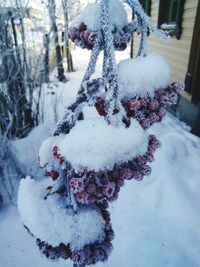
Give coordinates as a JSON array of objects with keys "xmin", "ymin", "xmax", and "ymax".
[
  {"xmin": 20, "ymin": 1, "xmax": 184, "ymax": 266},
  {"xmin": 33, "ymin": 210, "xmax": 114, "ymax": 267},
  {"xmin": 42, "ymin": 135, "xmax": 160, "ymax": 207},
  {"xmin": 124, "ymin": 81, "xmax": 183, "ymax": 129},
  {"xmin": 68, "ymin": 22, "xmax": 137, "ymax": 51},
  {"xmin": 71, "ymin": 134, "xmax": 160, "ymax": 205},
  {"xmin": 95, "ymin": 81, "xmax": 184, "ymax": 130},
  {"xmin": 37, "ymin": 132, "xmax": 159, "ymax": 267},
  {"xmin": 36, "ymin": 78, "xmax": 163, "ymax": 267}
]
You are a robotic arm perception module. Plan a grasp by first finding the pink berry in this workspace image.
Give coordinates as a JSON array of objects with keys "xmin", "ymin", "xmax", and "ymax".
[
  {"xmin": 83, "ymin": 30, "xmax": 90, "ymax": 41},
  {"xmin": 69, "ymin": 178, "xmax": 84, "ymax": 193},
  {"xmin": 88, "ymin": 32, "xmax": 96, "ymax": 44},
  {"xmin": 103, "ymin": 183, "xmax": 115, "ymax": 198},
  {"xmin": 75, "ymin": 192, "xmax": 89, "ymax": 204},
  {"xmin": 149, "ymin": 100, "xmax": 159, "ymax": 111},
  {"xmin": 87, "ymin": 183, "xmax": 97, "ymax": 194},
  {"xmin": 127, "ymin": 99, "xmax": 141, "ymax": 111}
]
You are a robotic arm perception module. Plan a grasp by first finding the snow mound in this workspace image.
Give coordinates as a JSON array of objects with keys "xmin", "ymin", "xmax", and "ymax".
[
  {"xmin": 11, "ymin": 124, "xmax": 52, "ymax": 176},
  {"xmin": 17, "ymin": 177, "xmax": 105, "ymax": 250},
  {"xmin": 117, "ymin": 53, "xmax": 171, "ymax": 100},
  {"xmin": 58, "ymin": 117, "xmax": 148, "ymax": 171},
  {"xmin": 75, "ymin": 0, "xmax": 128, "ymax": 31}
]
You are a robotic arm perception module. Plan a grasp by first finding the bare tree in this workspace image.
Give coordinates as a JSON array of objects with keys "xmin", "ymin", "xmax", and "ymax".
[
  {"xmin": 48, "ymin": 0, "xmax": 66, "ymax": 82},
  {"xmin": 43, "ymin": 33, "xmax": 50, "ymax": 83},
  {"xmin": 0, "ymin": 0, "xmax": 73, "ymax": 207},
  {"xmin": 0, "ymin": 1, "xmax": 49, "ymax": 138},
  {"xmin": 130, "ymin": 11, "xmax": 134, "ymax": 58},
  {"xmin": 62, "ymin": 0, "xmax": 73, "ymax": 72},
  {"xmin": 0, "ymin": 8, "xmax": 35, "ymax": 138}
]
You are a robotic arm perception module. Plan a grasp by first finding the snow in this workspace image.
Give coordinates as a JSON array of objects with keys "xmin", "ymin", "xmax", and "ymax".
[
  {"xmin": 1, "ymin": 114, "xmax": 200, "ymax": 267},
  {"xmin": 117, "ymin": 53, "xmax": 171, "ymax": 100},
  {"xmin": 1, "ymin": 48, "xmax": 200, "ymax": 267},
  {"xmin": 10, "ymin": 124, "xmax": 53, "ymax": 177},
  {"xmin": 58, "ymin": 118, "xmax": 148, "ymax": 171},
  {"xmin": 38, "ymin": 137, "xmax": 54, "ymax": 168},
  {"xmin": 75, "ymin": 0, "xmax": 128, "ymax": 31},
  {"xmin": 18, "ymin": 177, "xmax": 105, "ymax": 250},
  {"xmin": 38, "ymin": 116, "xmax": 148, "ymax": 172}
]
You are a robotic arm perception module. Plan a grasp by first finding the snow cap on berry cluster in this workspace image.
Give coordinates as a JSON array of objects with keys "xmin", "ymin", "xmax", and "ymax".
[
  {"xmin": 75, "ymin": 0, "xmax": 128, "ymax": 31},
  {"xmin": 18, "ymin": 177, "xmax": 106, "ymax": 251},
  {"xmin": 117, "ymin": 53, "xmax": 171, "ymax": 100},
  {"xmin": 58, "ymin": 117, "xmax": 149, "ymax": 171}
]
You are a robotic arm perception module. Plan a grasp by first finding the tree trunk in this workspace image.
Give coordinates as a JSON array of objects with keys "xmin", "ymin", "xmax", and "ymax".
[
  {"xmin": 62, "ymin": 0, "xmax": 74, "ymax": 72},
  {"xmin": 130, "ymin": 11, "xmax": 134, "ymax": 59},
  {"xmin": 48, "ymin": 0, "xmax": 66, "ymax": 82},
  {"xmin": 43, "ymin": 33, "xmax": 50, "ymax": 83}
]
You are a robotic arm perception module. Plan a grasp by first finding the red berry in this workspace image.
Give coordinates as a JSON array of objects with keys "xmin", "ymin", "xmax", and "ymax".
[
  {"xmin": 78, "ymin": 22, "xmax": 87, "ymax": 31},
  {"xmin": 95, "ymin": 97, "xmax": 107, "ymax": 116},
  {"xmin": 46, "ymin": 185, "xmax": 52, "ymax": 191},
  {"xmin": 47, "ymin": 170, "xmax": 59, "ymax": 180}
]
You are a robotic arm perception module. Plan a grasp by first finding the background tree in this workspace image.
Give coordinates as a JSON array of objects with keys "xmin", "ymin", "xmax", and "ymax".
[
  {"xmin": 48, "ymin": 0, "xmax": 66, "ymax": 82},
  {"xmin": 62, "ymin": 0, "xmax": 73, "ymax": 72},
  {"xmin": 0, "ymin": 7, "xmax": 35, "ymax": 138}
]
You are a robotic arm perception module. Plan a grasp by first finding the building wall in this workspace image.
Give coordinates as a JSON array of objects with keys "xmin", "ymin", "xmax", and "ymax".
[{"xmin": 134, "ymin": 0, "xmax": 198, "ymax": 82}]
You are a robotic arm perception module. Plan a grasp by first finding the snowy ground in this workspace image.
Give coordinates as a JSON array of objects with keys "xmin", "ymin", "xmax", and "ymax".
[{"xmin": 1, "ymin": 48, "xmax": 200, "ymax": 267}]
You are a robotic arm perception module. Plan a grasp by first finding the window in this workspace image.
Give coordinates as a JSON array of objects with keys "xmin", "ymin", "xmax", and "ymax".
[
  {"xmin": 140, "ymin": 0, "xmax": 151, "ymax": 16},
  {"xmin": 158, "ymin": 0, "xmax": 185, "ymax": 39}
]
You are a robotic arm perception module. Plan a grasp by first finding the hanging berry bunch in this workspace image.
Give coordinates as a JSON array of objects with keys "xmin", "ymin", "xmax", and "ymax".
[
  {"xmin": 18, "ymin": 1, "xmax": 184, "ymax": 267},
  {"xmin": 95, "ymin": 54, "xmax": 184, "ymax": 129},
  {"xmin": 68, "ymin": 0, "xmax": 138, "ymax": 51},
  {"xmin": 68, "ymin": 21, "xmax": 138, "ymax": 51},
  {"xmin": 123, "ymin": 81, "xmax": 184, "ymax": 130}
]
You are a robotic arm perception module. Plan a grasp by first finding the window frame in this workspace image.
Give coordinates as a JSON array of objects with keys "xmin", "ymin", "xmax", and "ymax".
[{"xmin": 158, "ymin": 0, "xmax": 185, "ymax": 40}]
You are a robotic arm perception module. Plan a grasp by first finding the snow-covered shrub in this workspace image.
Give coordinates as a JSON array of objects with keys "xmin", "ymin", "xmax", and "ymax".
[{"xmin": 0, "ymin": 135, "xmax": 21, "ymax": 207}]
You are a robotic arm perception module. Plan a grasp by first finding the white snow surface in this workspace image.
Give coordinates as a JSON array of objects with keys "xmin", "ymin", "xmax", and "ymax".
[
  {"xmin": 38, "ymin": 137, "xmax": 54, "ymax": 168},
  {"xmin": 10, "ymin": 124, "xmax": 53, "ymax": 176},
  {"xmin": 75, "ymin": 0, "xmax": 128, "ymax": 31},
  {"xmin": 58, "ymin": 118, "xmax": 148, "ymax": 171},
  {"xmin": 117, "ymin": 53, "xmax": 171, "ymax": 99},
  {"xmin": 17, "ymin": 177, "xmax": 105, "ymax": 250}
]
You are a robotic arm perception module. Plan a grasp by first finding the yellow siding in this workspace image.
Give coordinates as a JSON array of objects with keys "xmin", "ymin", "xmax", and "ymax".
[{"xmin": 133, "ymin": 0, "xmax": 198, "ymax": 82}]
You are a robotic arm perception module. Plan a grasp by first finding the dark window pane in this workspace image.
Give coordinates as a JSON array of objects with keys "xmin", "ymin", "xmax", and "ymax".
[
  {"xmin": 168, "ymin": 0, "xmax": 179, "ymax": 22},
  {"xmin": 158, "ymin": 0, "xmax": 185, "ymax": 39}
]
